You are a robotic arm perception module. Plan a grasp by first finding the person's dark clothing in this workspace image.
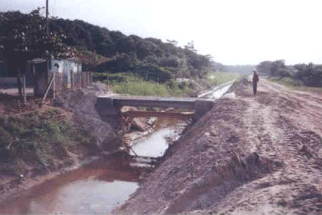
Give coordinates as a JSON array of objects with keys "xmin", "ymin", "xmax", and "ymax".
[
  {"xmin": 253, "ymin": 82, "xmax": 257, "ymax": 95},
  {"xmin": 253, "ymin": 72, "xmax": 259, "ymax": 95}
]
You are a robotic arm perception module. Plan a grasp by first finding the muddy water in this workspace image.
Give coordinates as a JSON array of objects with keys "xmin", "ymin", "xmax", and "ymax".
[
  {"xmin": 130, "ymin": 119, "xmax": 186, "ymax": 157},
  {"xmin": 198, "ymin": 81, "xmax": 234, "ymax": 99},
  {"xmin": 0, "ymin": 121, "xmax": 184, "ymax": 215},
  {"xmin": 0, "ymin": 82, "xmax": 233, "ymax": 214},
  {"xmin": 0, "ymin": 156, "xmax": 141, "ymax": 214}
]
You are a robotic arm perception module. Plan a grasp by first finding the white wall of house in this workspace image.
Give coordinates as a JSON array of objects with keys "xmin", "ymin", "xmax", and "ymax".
[
  {"xmin": 51, "ymin": 59, "xmax": 82, "ymax": 74},
  {"xmin": 51, "ymin": 60, "xmax": 64, "ymax": 73}
]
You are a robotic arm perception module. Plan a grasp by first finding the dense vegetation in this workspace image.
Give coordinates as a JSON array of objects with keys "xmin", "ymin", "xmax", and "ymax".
[
  {"xmin": 256, "ymin": 60, "xmax": 322, "ymax": 87},
  {"xmin": 0, "ymin": 107, "xmax": 96, "ymax": 177},
  {"xmin": 0, "ymin": 9, "xmax": 76, "ymax": 99},
  {"xmin": 47, "ymin": 15, "xmax": 235, "ymax": 96},
  {"xmin": 0, "ymin": 9, "xmax": 242, "ymax": 97},
  {"xmin": 48, "ymin": 19, "xmax": 212, "ymax": 82}
]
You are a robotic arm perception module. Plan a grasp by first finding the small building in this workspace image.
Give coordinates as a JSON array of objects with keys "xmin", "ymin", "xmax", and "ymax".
[
  {"xmin": 51, "ymin": 58, "xmax": 82, "ymax": 74},
  {"xmin": 51, "ymin": 58, "xmax": 82, "ymax": 89},
  {"xmin": 0, "ymin": 56, "xmax": 91, "ymax": 97}
]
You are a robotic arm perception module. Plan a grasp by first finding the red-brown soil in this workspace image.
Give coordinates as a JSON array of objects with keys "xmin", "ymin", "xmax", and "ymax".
[{"xmin": 115, "ymin": 79, "xmax": 322, "ymax": 214}]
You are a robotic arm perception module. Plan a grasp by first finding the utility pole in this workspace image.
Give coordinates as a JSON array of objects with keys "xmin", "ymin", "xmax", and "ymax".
[
  {"xmin": 46, "ymin": 0, "xmax": 49, "ymax": 35},
  {"xmin": 45, "ymin": 0, "xmax": 54, "ymax": 99}
]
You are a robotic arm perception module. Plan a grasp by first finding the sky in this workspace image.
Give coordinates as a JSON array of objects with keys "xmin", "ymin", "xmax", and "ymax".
[{"xmin": 1, "ymin": 0, "xmax": 322, "ymax": 65}]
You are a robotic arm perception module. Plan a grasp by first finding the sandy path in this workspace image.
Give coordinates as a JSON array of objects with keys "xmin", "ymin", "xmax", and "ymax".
[
  {"xmin": 115, "ymin": 79, "xmax": 322, "ymax": 214},
  {"xmin": 219, "ymin": 80, "xmax": 322, "ymax": 214}
]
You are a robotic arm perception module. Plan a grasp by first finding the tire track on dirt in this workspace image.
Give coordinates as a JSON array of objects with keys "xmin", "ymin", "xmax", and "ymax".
[
  {"xmin": 214, "ymin": 80, "xmax": 322, "ymax": 214},
  {"xmin": 116, "ymin": 79, "xmax": 322, "ymax": 215}
]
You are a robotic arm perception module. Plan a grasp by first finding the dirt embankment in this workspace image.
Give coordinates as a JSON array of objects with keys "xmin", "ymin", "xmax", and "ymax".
[
  {"xmin": 0, "ymin": 82, "xmax": 122, "ymax": 203},
  {"xmin": 116, "ymin": 79, "xmax": 322, "ymax": 214}
]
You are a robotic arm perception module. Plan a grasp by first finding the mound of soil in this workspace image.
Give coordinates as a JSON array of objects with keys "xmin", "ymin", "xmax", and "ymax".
[
  {"xmin": 115, "ymin": 79, "xmax": 322, "ymax": 214},
  {"xmin": 0, "ymin": 82, "xmax": 121, "ymax": 205},
  {"xmin": 54, "ymin": 82, "xmax": 121, "ymax": 151}
]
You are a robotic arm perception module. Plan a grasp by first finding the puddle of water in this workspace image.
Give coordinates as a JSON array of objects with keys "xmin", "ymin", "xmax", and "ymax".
[
  {"xmin": 210, "ymin": 83, "xmax": 233, "ymax": 99},
  {"xmin": 26, "ymin": 180, "xmax": 137, "ymax": 214},
  {"xmin": 0, "ymin": 157, "xmax": 140, "ymax": 215},
  {"xmin": 198, "ymin": 81, "xmax": 234, "ymax": 99},
  {"xmin": 129, "ymin": 118, "xmax": 186, "ymax": 158},
  {"xmin": 130, "ymin": 127, "xmax": 178, "ymax": 157}
]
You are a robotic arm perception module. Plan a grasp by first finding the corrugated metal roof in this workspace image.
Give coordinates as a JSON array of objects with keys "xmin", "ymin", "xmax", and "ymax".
[{"xmin": 30, "ymin": 58, "xmax": 46, "ymax": 64}]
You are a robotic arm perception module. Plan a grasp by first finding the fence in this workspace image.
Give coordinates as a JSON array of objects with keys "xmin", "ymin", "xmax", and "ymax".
[{"xmin": 52, "ymin": 71, "xmax": 92, "ymax": 94}]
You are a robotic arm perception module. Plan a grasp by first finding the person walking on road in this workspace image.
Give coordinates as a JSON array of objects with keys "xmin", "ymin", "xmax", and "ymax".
[{"xmin": 252, "ymin": 70, "xmax": 259, "ymax": 95}]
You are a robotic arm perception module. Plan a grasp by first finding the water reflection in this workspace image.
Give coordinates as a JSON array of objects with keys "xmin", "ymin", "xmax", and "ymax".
[
  {"xmin": 210, "ymin": 83, "xmax": 233, "ymax": 99},
  {"xmin": 130, "ymin": 119, "xmax": 186, "ymax": 157},
  {"xmin": 0, "ymin": 157, "xmax": 140, "ymax": 214},
  {"xmin": 0, "ymin": 81, "xmax": 234, "ymax": 214},
  {"xmin": 130, "ymin": 127, "xmax": 177, "ymax": 157},
  {"xmin": 198, "ymin": 81, "xmax": 234, "ymax": 99},
  {"xmin": 28, "ymin": 180, "xmax": 138, "ymax": 214}
]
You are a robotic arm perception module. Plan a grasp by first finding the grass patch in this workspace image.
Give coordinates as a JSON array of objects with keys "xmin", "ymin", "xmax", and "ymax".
[
  {"xmin": 112, "ymin": 81, "xmax": 169, "ymax": 96},
  {"xmin": 269, "ymin": 77, "xmax": 322, "ymax": 92},
  {"xmin": 207, "ymin": 71, "xmax": 242, "ymax": 86},
  {"xmin": 111, "ymin": 81, "xmax": 194, "ymax": 97},
  {"xmin": 97, "ymin": 71, "xmax": 241, "ymax": 97},
  {"xmin": 0, "ymin": 107, "xmax": 96, "ymax": 175},
  {"xmin": 270, "ymin": 77, "xmax": 303, "ymax": 87},
  {"xmin": 101, "ymin": 73, "xmax": 193, "ymax": 97}
]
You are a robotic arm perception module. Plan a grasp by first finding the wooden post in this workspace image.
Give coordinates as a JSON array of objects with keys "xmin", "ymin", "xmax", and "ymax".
[
  {"xmin": 32, "ymin": 64, "xmax": 36, "ymax": 96},
  {"xmin": 80, "ymin": 72, "xmax": 82, "ymax": 88},
  {"xmin": 106, "ymin": 71, "xmax": 109, "ymax": 91},
  {"xmin": 46, "ymin": 0, "xmax": 49, "ymax": 35},
  {"xmin": 71, "ymin": 71, "xmax": 74, "ymax": 89},
  {"xmin": 53, "ymin": 72, "xmax": 56, "ymax": 99},
  {"xmin": 86, "ymin": 72, "xmax": 89, "ymax": 86},
  {"xmin": 23, "ymin": 72, "xmax": 27, "ymax": 104},
  {"xmin": 41, "ymin": 72, "xmax": 55, "ymax": 105},
  {"xmin": 87, "ymin": 72, "xmax": 89, "ymax": 86},
  {"xmin": 84, "ymin": 72, "xmax": 86, "ymax": 87}
]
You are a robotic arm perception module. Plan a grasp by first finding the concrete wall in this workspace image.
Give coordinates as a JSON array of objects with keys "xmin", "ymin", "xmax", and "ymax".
[{"xmin": 96, "ymin": 96, "xmax": 214, "ymax": 121}]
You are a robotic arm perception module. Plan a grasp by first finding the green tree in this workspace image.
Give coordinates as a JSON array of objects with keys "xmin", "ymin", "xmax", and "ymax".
[{"xmin": 0, "ymin": 8, "xmax": 74, "ymax": 100}]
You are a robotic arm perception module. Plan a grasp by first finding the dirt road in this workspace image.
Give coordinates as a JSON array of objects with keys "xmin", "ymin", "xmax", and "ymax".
[{"xmin": 115, "ymin": 79, "xmax": 322, "ymax": 214}]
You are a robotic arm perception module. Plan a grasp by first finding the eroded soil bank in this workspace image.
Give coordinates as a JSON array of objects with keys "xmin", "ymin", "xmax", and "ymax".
[
  {"xmin": 0, "ymin": 154, "xmax": 144, "ymax": 214},
  {"xmin": 0, "ymin": 83, "xmax": 122, "ymax": 206},
  {"xmin": 0, "ymin": 82, "xmax": 189, "ymax": 212},
  {"xmin": 116, "ymin": 79, "xmax": 322, "ymax": 214}
]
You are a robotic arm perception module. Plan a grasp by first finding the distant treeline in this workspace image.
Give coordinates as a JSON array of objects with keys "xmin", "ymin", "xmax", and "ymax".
[
  {"xmin": 222, "ymin": 65, "xmax": 256, "ymax": 75},
  {"xmin": 48, "ymin": 18, "xmax": 212, "ymax": 82},
  {"xmin": 0, "ymin": 10, "xmax": 214, "ymax": 83},
  {"xmin": 210, "ymin": 61, "xmax": 255, "ymax": 75},
  {"xmin": 256, "ymin": 60, "xmax": 322, "ymax": 87}
]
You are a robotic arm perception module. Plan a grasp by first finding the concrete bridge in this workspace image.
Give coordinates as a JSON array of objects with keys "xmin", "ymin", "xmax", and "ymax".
[{"xmin": 96, "ymin": 95, "xmax": 214, "ymax": 120}]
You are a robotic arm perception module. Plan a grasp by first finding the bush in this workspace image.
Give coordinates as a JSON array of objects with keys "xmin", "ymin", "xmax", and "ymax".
[
  {"xmin": 178, "ymin": 81, "xmax": 188, "ymax": 90},
  {"xmin": 294, "ymin": 63, "xmax": 322, "ymax": 87},
  {"xmin": 112, "ymin": 81, "xmax": 169, "ymax": 96},
  {"xmin": 275, "ymin": 68, "xmax": 292, "ymax": 78},
  {"xmin": 270, "ymin": 77, "xmax": 303, "ymax": 87},
  {"xmin": 0, "ymin": 108, "xmax": 97, "ymax": 172},
  {"xmin": 132, "ymin": 65, "xmax": 173, "ymax": 83},
  {"xmin": 167, "ymin": 79, "xmax": 177, "ymax": 89}
]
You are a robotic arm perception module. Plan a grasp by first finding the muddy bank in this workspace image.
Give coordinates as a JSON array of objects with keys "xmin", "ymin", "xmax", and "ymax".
[
  {"xmin": 115, "ymin": 79, "xmax": 322, "ymax": 214},
  {"xmin": 0, "ymin": 116, "xmax": 186, "ymax": 214},
  {"xmin": 0, "ymin": 154, "xmax": 144, "ymax": 214},
  {"xmin": 0, "ymin": 83, "xmax": 122, "ymax": 205}
]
